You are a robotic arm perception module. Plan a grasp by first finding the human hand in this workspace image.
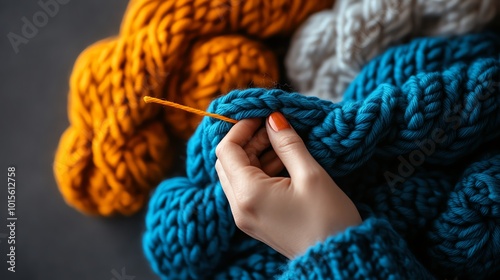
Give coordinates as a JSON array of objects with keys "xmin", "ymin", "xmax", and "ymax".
[{"xmin": 215, "ymin": 112, "xmax": 361, "ymax": 259}]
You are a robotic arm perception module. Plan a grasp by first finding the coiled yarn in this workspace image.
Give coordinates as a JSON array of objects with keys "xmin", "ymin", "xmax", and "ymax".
[
  {"xmin": 143, "ymin": 33, "xmax": 500, "ymax": 279},
  {"xmin": 286, "ymin": 0, "xmax": 499, "ymax": 102},
  {"xmin": 53, "ymin": 0, "xmax": 333, "ymax": 215}
]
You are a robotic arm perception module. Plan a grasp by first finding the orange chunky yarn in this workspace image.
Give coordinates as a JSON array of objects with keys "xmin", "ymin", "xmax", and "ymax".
[
  {"xmin": 54, "ymin": 0, "xmax": 333, "ymax": 216},
  {"xmin": 165, "ymin": 35, "xmax": 279, "ymax": 138}
]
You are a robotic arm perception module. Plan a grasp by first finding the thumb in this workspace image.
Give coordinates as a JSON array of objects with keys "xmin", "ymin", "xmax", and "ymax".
[{"xmin": 266, "ymin": 112, "xmax": 321, "ymax": 178}]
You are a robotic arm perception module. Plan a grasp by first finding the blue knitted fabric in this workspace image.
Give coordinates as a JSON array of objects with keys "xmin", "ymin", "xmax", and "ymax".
[{"xmin": 143, "ymin": 33, "xmax": 500, "ymax": 279}]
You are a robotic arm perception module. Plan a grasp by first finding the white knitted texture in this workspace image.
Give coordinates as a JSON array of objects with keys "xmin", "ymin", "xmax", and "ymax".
[{"xmin": 286, "ymin": 0, "xmax": 498, "ymax": 102}]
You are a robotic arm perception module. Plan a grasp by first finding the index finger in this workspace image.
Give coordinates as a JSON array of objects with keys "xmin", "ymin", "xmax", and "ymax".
[
  {"xmin": 218, "ymin": 118, "xmax": 263, "ymax": 148},
  {"xmin": 216, "ymin": 118, "xmax": 266, "ymax": 182}
]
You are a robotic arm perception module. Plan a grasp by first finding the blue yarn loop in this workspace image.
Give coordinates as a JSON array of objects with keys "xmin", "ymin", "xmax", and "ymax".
[
  {"xmin": 144, "ymin": 33, "xmax": 500, "ymax": 279},
  {"xmin": 426, "ymin": 152, "xmax": 500, "ymax": 278},
  {"xmin": 344, "ymin": 32, "xmax": 500, "ymax": 101}
]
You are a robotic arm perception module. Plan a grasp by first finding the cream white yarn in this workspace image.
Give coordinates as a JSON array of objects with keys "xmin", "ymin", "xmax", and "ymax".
[{"xmin": 286, "ymin": 0, "xmax": 498, "ymax": 102}]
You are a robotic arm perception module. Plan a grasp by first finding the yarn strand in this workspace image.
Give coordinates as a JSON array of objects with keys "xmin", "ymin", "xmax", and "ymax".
[{"xmin": 143, "ymin": 96, "xmax": 238, "ymax": 124}]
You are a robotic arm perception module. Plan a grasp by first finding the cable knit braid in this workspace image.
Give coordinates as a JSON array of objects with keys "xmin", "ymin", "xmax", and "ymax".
[
  {"xmin": 286, "ymin": 0, "xmax": 499, "ymax": 102},
  {"xmin": 53, "ymin": 0, "xmax": 333, "ymax": 216},
  {"xmin": 426, "ymin": 152, "xmax": 500, "ymax": 278},
  {"xmin": 282, "ymin": 151, "xmax": 500, "ymax": 280},
  {"xmin": 143, "ymin": 33, "xmax": 500, "ymax": 279},
  {"xmin": 352, "ymin": 170, "xmax": 455, "ymax": 240}
]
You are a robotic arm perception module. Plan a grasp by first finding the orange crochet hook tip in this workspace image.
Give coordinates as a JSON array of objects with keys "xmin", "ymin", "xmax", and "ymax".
[{"xmin": 143, "ymin": 96, "xmax": 238, "ymax": 124}]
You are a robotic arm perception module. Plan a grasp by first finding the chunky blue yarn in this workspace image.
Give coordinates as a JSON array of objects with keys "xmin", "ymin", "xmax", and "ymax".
[{"xmin": 143, "ymin": 33, "xmax": 500, "ymax": 279}]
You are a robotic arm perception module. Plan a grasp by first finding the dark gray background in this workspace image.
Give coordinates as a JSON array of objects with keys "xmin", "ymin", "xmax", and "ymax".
[{"xmin": 1, "ymin": 1, "xmax": 159, "ymax": 279}]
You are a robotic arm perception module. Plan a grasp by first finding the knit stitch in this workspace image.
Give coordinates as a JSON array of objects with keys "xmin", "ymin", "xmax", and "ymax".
[
  {"xmin": 143, "ymin": 33, "xmax": 500, "ymax": 279},
  {"xmin": 53, "ymin": 0, "xmax": 333, "ymax": 215},
  {"xmin": 279, "ymin": 218, "xmax": 434, "ymax": 279},
  {"xmin": 286, "ymin": 0, "xmax": 499, "ymax": 102}
]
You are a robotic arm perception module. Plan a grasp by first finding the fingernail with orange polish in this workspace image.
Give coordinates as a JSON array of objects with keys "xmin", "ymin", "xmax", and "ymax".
[{"xmin": 268, "ymin": 112, "xmax": 290, "ymax": 132}]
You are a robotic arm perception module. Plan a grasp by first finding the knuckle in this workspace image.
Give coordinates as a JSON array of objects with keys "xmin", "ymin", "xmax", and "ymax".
[
  {"xmin": 215, "ymin": 142, "xmax": 226, "ymax": 158},
  {"xmin": 233, "ymin": 213, "xmax": 253, "ymax": 233},
  {"xmin": 298, "ymin": 168, "xmax": 324, "ymax": 183},
  {"xmin": 237, "ymin": 194, "xmax": 257, "ymax": 214},
  {"xmin": 225, "ymin": 183, "xmax": 259, "ymax": 232},
  {"xmin": 276, "ymin": 134, "xmax": 303, "ymax": 154},
  {"xmin": 255, "ymin": 128, "xmax": 270, "ymax": 146}
]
